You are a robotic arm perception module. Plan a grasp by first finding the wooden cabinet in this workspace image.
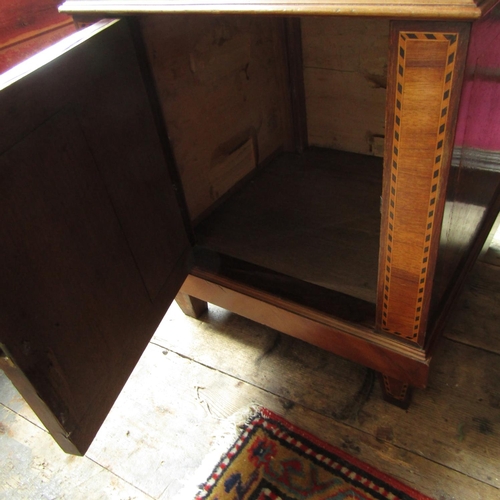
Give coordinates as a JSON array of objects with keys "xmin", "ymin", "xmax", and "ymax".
[{"xmin": 1, "ymin": 0, "xmax": 500, "ymax": 455}]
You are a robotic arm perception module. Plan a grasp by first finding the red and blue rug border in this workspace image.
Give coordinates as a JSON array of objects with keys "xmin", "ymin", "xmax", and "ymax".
[{"xmin": 196, "ymin": 408, "xmax": 433, "ymax": 500}]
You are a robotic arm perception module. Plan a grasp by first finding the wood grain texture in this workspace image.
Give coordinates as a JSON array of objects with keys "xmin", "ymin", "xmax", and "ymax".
[
  {"xmin": 302, "ymin": 17, "xmax": 388, "ymax": 156},
  {"xmin": 0, "ymin": 20, "xmax": 112, "ymax": 90},
  {"xmin": 175, "ymin": 292, "xmax": 208, "ymax": 319},
  {"xmin": 0, "ymin": 23, "xmax": 76, "ymax": 75},
  {"xmin": 140, "ymin": 15, "xmax": 291, "ymax": 220},
  {"xmin": 432, "ymin": 7, "xmax": 500, "ymax": 313},
  {"xmin": 2, "ymin": 260, "xmax": 500, "ymax": 499},
  {"xmin": 377, "ymin": 22, "xmax": 470, "ymax": 346},
  {"xmin": 5, "ymin": 337, "xmax": 499, "ymax": 499},
  {"xmin": 0, "ymin": 20, "xmax": 190, "ymax": 454},
  {"xmin": 0, "ymin": 406, "xmax": 152, "ymax": 499},
  {"xmin": 192, "ymin": 248, "xmax": 376, "ymax": 327},
  {"xmin": 181, "ymin": 273, "xmax": 430, "ymax": 386},
  {"xmin": 0, "ymin": 0, "xmax": 76, "ymax": 74},
  {"xmin": 284, "ymin": 18, "xmax": 307, "ymax": 153},
  {"xmin": 0, "ymin": 0, "xmax": 73, "ymax": 47},
  {"xmin": 445, "ymin": 260, "xmax": 500, "ymax": 353},
  {"xmin": 379, "ymin": 373, "xmax": 412, "ymax": 409},
  {"xmin": 151, "ymin": 288, "xmax": 500, "ymax": 496},
  {"xmin": 59, "ymin": 0, "xmax": 499, "ymax": 20},
  {"xmin": 0, "ymin": 354, "xmax": 79, "ymax": 454},
  {"xmin": 430, "ymin": 155, "xmax": 500, "ymax": 320},
  {"xmin": 195, "ymin": 148, "xmax": 383, "ymax": 303}
]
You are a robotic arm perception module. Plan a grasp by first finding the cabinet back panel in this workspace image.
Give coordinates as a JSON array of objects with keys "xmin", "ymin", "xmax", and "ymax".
[
  {"xmin": 141, "ymin": 15, "xmax": 292, "ymax": 220},
  {"xmin": 302, "ymin": 17, "xmax": 389, "ymax": 157}
]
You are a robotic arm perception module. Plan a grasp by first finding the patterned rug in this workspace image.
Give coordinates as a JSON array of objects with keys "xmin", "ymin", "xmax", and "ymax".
[{"xmin": 195, "ymin": 408, "xmax": 432, "ymax": 500}]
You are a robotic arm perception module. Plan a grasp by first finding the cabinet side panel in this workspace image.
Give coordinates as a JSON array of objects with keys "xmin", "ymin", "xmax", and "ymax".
[
  {"xmin": 432, "ymin": 7, "xmax": 500, "ymax": 314},
  {"xmin": 302, "ymin": 17, "xmax": 389, "ymax": 157},
  {"xmin": 141, "ymin": 15, "xmax": 292, "ymax": 221},
  {"xmin": 377, "ymin": 22, "xmax": 469, "ymax": 346}
]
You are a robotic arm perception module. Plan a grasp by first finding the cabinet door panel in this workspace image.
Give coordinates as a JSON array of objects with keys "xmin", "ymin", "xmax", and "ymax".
[{"xmin": 0, "ymin": 20, "xmax": 190, "ymax": 454}]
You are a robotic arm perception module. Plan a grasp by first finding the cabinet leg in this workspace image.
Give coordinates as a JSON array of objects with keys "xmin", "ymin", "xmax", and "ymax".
[
  {"xmin": 175, "ymin": 292, "xmax": 207, "ymax": 319},
  {"xmin": 379, "ymin": 373, "xmax": 412, "ymax": 409}
]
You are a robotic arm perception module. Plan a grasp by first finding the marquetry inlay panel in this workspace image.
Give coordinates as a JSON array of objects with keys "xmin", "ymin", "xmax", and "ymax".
[
  {"xmin": 383, "ymin": 374, "xmax": 409, "ymax": 401},
  {"xmin": 377, "ymin": 23, "xmax": 468, "ymax": 346}
]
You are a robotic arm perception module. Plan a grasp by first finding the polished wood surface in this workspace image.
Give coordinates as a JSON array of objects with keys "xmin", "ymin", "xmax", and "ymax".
[
  {"xmin": 0, "ymin": 0, "xmax": 75, "ymax": 74},
  {"xmin": 446, "ymin": 258, "xmax": 500, "ymax": 353},
  {"xmin": 0, "ymin": 20, "xmax": 190, "ymax": 454},
  {"xmin": 377, "ymin": 22, "xmax": 469, "ymax": 346},
  {"xmin": 0, "ymin": 24, "xmax": 76, "ymax": 72},
  {"xmin": 192, "ymin": 248, "xmax": 376, "ymax": 326},
  {"xmin": 380, "ymin": 373, "xmax": 412, "ymax": 409},
  {"xmin": 175, "ymin": 292, "xmax": 208, "ymax": 318},
  {"xmin": 432, "ymin": 6, "xmax": 500, "ymax": 314},
  {"xmin": 60, "ymin": 0, "xmax": 498, "ymax": 20},
  {"xmin": 181, "ymin": 274, "xmax": 430, "ymax": 386}
]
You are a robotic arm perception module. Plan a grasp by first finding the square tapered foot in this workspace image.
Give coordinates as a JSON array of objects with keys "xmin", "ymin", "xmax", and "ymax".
[
  {"xmin": 175, "ymin": 292, "xmax": 208, "ymax": 319},
  {"xmin": 379, "ymin": 373, "xmax": 412, "ymax": 409}
]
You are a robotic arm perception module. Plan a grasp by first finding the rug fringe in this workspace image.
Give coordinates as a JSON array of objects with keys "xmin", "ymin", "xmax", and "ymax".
[{"xmin": 175, "ymin": 404, "xmax": 263, "ymax": 499}]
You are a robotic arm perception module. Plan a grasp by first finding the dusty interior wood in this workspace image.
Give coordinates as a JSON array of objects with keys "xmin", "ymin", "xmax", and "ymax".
[
  {"xmin": 141, "ymin": 16, "xmax": 387, "ymax": 304},
  {"xmin": 141, "ymin": 16, "xmax": 388, "ymax": 221},
  {"xmin": 302, "ymin": 17, "xmax": 389, "ymax": 156},
  {"xmin": 195, "ymin": 148, "xmax": 383, "ymax": 303},
  {"xmin": 140, "ymin": 14, "xmax": 293, "ymax": 221}
]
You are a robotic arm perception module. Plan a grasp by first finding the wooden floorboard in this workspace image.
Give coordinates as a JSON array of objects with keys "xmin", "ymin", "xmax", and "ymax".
[
  {"xmin": 152, "ymin": 307, "xmax": 500, "ymax": 492},
  {"xmin": 445, "ymin": 260, "xmax": 500, "ymax": 354},
  {"xmin": 1, "ymin": 259, "xmax": 499, "ymax": 499},
  {"xmin": 0, "ymin": 404, "xmax": 154, "ymax": 500}
]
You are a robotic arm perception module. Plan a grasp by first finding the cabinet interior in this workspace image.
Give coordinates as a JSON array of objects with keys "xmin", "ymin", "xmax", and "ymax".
[{"xmin": 141, "ymin": 15, "xmax": 390, "ymax": 307}]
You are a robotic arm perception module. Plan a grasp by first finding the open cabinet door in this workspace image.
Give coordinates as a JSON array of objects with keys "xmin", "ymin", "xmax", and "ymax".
[{"xmin": 0, "ymin": 19, "xmax": 191, "ymax": 455}]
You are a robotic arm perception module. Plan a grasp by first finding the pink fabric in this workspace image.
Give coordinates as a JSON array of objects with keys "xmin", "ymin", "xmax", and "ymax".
[{"xmin": 455, "ymin": 10, "xmax": 500, "ymax": 150}]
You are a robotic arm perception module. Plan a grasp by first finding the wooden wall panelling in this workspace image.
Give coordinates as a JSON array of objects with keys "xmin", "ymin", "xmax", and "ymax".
[
  {"xmin": 377, "ymin": 22, "xmax": 470, "ymax": 346},
  {"xmin": 0, "ymin": 24, "xmax": 77, "ymax": 74},
  {"xmin": 0, "ymin": 0, "xmax": 74, "ymax": 48},
  {"xmin": 302, "ymin": 17, "xmax": 389, "ymax": 157},
  {"xmin": 431, "ymin": 6, "xmax": 500, "ymax": 314},
  {"xmin": 140, "ymin": 15, "xmax": 292, "ymax": 221},
  {"xmin": 0, "ymin": 0, "xmax": 76, "ymax": 73}
]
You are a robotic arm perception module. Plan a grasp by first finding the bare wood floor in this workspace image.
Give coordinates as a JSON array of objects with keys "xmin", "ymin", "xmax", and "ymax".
[{"xmin": 1, "ymin": 258, "xmax": 500, "ymax": 499}]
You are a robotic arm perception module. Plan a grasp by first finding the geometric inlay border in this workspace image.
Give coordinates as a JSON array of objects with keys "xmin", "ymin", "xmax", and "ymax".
[
  {"xmin": 383, "ymin": 374, "xmax": 409, "ymax": 401},
  {"xmin": 382, "ymin": 31, "xmax": 459, "ymax": 342}
]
